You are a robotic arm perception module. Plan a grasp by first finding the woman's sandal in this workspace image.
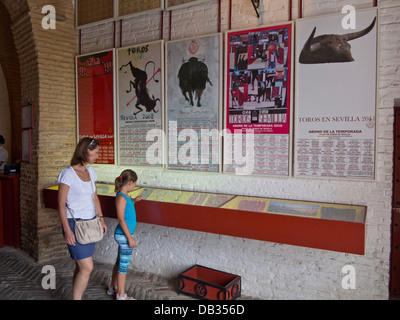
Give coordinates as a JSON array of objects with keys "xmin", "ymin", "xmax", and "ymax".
[{"xmin": 106, "ymin": 285, "xmax": 117, "ymax": 296}]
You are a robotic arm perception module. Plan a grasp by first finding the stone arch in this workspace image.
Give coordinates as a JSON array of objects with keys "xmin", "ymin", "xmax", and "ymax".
[
  {"xmin": 0, "ymin": 0, "xmax": 22, "ymax": 162},
  {"xmin": 0, "ymin": 0, "xmax": 77, "ymax": 261}
]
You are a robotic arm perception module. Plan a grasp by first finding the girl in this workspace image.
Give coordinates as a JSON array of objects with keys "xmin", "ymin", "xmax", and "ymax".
[
  {"xmin": 108, "ymin": 169, "xmax": 144, "ymax": 300},
  {"xmin": 58, "ymin": 137, "xmax": 107, "ymax": 300}
]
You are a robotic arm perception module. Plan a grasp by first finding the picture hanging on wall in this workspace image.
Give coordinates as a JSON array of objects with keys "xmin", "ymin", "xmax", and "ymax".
[
  {"xmin": 76, "ymin": 0, "xmax": 115, "ymax": 28},
  {"xmin": 166, "ymin": 33, "xmax": 222, "ymax": 172},
  {"xmin": 224, "ymin": 23, "xmax": 293, "ymax": 176},
  {"xmin": 294, "ymin": 8, "xmax": 378, "ymax": 180},
  {"xmin": 117, "ymin": 0, "xmax": 163, "ymax": 17},
  {"xmin": 21, "ymin": 104, "xmax": 33, "ymax": 130},
  {"xmin": 76, "ymin": 49, "xmax": 116, "ymax": 164},
  {"xmin": 117, "ymin": 40, "xmax": 164, "ymax": 167},
  {"xmin": 165, "ymin": 0, "xmax": 212, "ymax": 11},
  {"xmin": 21, "ymin": 129, "xmax": 31, "ymax": 163}
]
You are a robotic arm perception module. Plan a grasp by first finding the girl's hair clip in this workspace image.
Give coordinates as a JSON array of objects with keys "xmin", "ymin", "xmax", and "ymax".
[{"xmin": 119, "ymin": 175, "xmax": 122, "ymax": 180}]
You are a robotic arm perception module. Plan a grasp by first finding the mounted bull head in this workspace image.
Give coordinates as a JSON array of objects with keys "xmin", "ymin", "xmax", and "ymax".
[{"xmin": 299, "ymin": 17, "xmax": 376, "ymax": 64}]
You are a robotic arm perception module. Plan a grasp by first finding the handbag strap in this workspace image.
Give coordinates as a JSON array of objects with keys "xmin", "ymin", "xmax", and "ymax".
[
  {"xmin": 66, "ymin": 167, "xmax": 98, "ymax": 221},
  {"xmin": 89, "ymin": 173, "xmax": 100, "ymax": 218}
]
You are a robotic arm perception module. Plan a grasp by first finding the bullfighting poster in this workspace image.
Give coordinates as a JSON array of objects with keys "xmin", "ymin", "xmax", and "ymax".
[
  {"xmin": 76, "ymin": 49, "xmax": 115, "ymax": 164},
  {"xmin": 294, "ymin": 8, "xmax": 377, "ymax": 179},
  {"xmin": 224, "ymin": 23, "xmax": 293, "ymax": 176},
  {"xmin": 117, "ymin": 40, "xmax": 164, "ymax": 167},
  {"xmin": 166, "ymin": 33, "xmax": 222, "ymax": 172}
]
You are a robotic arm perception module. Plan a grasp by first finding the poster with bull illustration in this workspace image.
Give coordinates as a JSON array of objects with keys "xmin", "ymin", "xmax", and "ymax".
[
  {"xmin": 294, "ymin": 8, "xmax": 377, "ymax": 180},
  {"xmin": 225, "ymin": 23, "xmax": 293, "ymax": 176},
  {"xmin": 117, "ymin": 40, "xmax": 164, "ymax": 167},
  {"xmin": 76, "ymin": 49, "xmax": 115, "ymax": 164},
  {"xmin": 166, "ymin": 33, "xmax": 222, "ymax": 172}
]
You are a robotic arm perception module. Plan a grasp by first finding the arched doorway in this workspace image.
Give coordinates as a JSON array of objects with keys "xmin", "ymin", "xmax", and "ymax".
[
  {"xmin": 0, "ymin": 0, "xmax": 22, "ymax": 163},
  {"xmin": 0, "ymin": 0, "xmax": 77, "ymax": 260}
]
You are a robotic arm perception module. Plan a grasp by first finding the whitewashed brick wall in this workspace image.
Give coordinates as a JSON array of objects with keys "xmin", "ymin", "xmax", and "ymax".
[{"xmin": 78, "ymin": 0, "xmax": 400, "ymax": 299}]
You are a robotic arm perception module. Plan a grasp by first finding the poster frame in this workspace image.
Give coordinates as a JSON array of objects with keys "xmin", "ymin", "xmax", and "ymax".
[
  {"xmin": 21, "ymin": 129, "xmax": 32, "ymax": 163},
  {"xmin": 165, "ymin": 0, "xmax": 211, "ymax": 11},
  {"xmin": 293, "ymin": 8, "xmax": 379, "ymax": 181},
  {"xmin": 165, "ymin": 33, "xmax": 223, "ymax": 173},
  {"xmin": 116, "ymin": 40, "xmax": 165, "ymax": 168},
  {"xmin": 76, "ymin": 0, "xmax": 116, "ymax": 29},
  {"xmin": 116, "ymin": 0, "xmax": 163, "ymax": 19},
  {"xmin": 76, "ymin": 48, "xmax": 117, "ymax": 165},
  {"xmin": 223, "ymin": 22, "xmax": 294, "ymax": 177},
  {"xmin": 21, "ymin": 103, "xmax": 34, "ymax": 130}
]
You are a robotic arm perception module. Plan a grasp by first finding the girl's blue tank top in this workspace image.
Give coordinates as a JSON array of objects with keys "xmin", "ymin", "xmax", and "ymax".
[{"xmin": 115, "ymin": 192, "xmax": 137, "ymax": 235}]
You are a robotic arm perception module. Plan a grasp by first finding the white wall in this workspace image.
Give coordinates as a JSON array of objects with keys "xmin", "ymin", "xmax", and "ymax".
[{"xmin": 78, "ymin": 0, "xmax": 400, "ymax": 299}]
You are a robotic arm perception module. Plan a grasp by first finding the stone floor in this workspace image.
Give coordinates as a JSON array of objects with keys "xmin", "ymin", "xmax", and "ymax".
[{"xmin": 0, "ymin": 246, "xmax": 195, "ymax": 300}]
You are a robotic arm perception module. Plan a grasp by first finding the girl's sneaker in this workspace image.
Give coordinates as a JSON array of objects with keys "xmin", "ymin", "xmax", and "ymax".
[{"xmin": 116, "ymin": 293, "xmax": 135, "ymax": 300}]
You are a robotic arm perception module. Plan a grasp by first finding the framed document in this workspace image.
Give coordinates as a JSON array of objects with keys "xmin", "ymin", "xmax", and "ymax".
[
  {"xmin": 166, "ymin": 34, "xmax": 222, "ymax": 172},
  {"xmin": 294, "ymin": 8, "xmax": 378, "ymax": 180},
  {"xmin": 76, "ymin": 0, "xmax": 115, "ymax": 28},
  {"xmin": 165, "ymin": 0, "xmax": 211, "ymax": 11},
  {"xmin": 22, "ymin": 129, "xmax": 32, "ymax": 163},
  {"xmin": 224, "ymin": 23, "xmax": 293, "ymax": 176},
  {"xmin": 76, "ymin": 49, "xmax": 116, "ymax": 164},
  {"xmin": 21, "ymin": 104, "xmax": 33, "ymax": 129},
  {"xmin": 117, "ymin": 41, "xmax": 164, "ymax": 167},
  {"xmin": 117, "ymin": 0, "xmax": 163, "ymax": 17}
]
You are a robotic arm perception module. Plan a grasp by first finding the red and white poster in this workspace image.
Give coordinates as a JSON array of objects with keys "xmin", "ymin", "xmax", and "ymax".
[
  {"xmin": 76, "ymin": 49, "xmax": 115, "ymax": 164},
  {"xmin": 225, "ymin": 23, "xmax": 293, "ymax": 176}
]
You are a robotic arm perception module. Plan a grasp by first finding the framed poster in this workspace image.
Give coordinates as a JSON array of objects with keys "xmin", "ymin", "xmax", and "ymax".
[
  {"xmin": 165, "ymin": 0, "xmax": 211, "ymax": 11},
  {"xmin": 294, "ymin": 8, "xmax": 378, "ymax": 179},
  {"xmin": 21, "ymin": 104, "xmax": 33, "ymax": 129},
  {"xmin": 76, "ymin": 0, "xmax": 115, "ymax": 28},
  {"xmin": 22, "ymin": 129, "xmax": 31, "ymax": 163},
  {"xmin": 76, "ymin": 49, "xmax": 116, "ymax": 164},
  {"xmin": 224, "ymin": 23, "xmax": 293, "ymax": 176},
  {"xmin": 117, "ymin": 0, "xmax": 163, "ymax": 17},
  {"xmin": 166, "ymin": 34, "xmax": 222, "ymax": 172},
  {"xmin": 117, "ymin": 41, "xmax": 164, "ymax": 167}
]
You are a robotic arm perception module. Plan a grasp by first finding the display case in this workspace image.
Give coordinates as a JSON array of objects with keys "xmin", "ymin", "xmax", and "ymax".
[{"xmin": 44, "ymin": 183, "xmax": 366, "ymax": 254}]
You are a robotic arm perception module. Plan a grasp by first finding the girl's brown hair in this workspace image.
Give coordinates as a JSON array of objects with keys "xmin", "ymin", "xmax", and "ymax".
[
  {"xmin": 70, "ymin": 137, "xmax": 100, "ymax": 166},
  {"xmin": 114, "ymin": 169, "xmax": 138, "ymax": 193}
]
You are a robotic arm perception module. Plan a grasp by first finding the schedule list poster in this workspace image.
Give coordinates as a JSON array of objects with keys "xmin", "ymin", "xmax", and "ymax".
[
  {"xmin": 225, "ymin": 23, "xmax": 293, "ymax": 176},
  {"xmin": 76, "ymin": 49, "xmax": 115, "ymax": 164},
  {"xmin": 295, "ymin": 9, "xmax": 378, "ymax": 179},
  {"xmin": 166, "ymin": 34, "xmax": 222, "ymax": 172},
  {"xmin": 117, "ymin": 41, "xmax": 164, "ymax": 167}
]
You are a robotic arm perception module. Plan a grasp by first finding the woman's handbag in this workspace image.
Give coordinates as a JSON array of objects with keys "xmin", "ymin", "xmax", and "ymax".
[
  {"xmin": 72, "ymin": 215, "xmax": 104, "ymax": 245},
  {"xmin": 67, "ymin": 176, "xmax": 104, "ymax": 245}
]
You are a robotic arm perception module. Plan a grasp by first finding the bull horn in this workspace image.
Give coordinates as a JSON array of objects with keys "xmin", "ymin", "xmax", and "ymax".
[
  {"xmin": 303, "ymin": 27, "xmax": 317, "ymax": 53},
  {"xmin": 343, "ymin": 17, "xmax": 376, "ymax": 41}
]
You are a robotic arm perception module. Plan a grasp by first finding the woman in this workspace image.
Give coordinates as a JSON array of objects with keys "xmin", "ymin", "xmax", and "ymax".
[{"xmin": 57, "ymin": 137, "xmax": 107, "ymax": 300}]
